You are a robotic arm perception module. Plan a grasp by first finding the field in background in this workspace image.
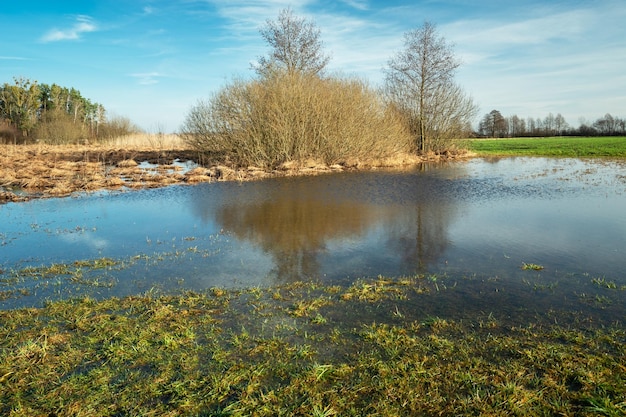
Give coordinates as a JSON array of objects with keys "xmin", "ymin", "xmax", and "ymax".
[{"xmin": 469, "ymin": 136, "xmax": 626, "ymax": 157}]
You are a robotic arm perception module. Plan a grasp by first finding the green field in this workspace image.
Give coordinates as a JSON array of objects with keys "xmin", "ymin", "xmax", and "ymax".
[{"xmin": 469, "ymin": 136, "xmax": 626, "ymax": 157}]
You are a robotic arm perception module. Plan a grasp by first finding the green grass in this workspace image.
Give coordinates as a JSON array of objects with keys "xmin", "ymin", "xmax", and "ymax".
[
  {"xmin": 1, "ymin": 276, "xmax": 625, "ymax": 416},
  {"xmin": 469, "ymin": 136, "xmax": 626, "ymax": 157}
]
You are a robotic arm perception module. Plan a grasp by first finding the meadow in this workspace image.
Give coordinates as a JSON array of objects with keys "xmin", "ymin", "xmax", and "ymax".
[
  {"xmin": 1, "ymin": 135, "xmax": 625, "ymax": 416},
  {"xmin": 469, "ymin": 136, "xmax": 626, "ymax": 157},
  {"xmin": 1, "ymin": 277, "xmax": 625, "ymax": 416}
]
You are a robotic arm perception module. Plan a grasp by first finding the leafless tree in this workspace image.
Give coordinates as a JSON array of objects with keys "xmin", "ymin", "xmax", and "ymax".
[
  {"xmin": 384, "ymin": 21, "xmax": 477, "ymax": 152},
  {"xmin": 544, "ymin": 113, "xmax": 556, "ymax": 136},
  {"xmin": 507, "ymin": 115, "xmax": 526, "ymax": 137},
  {"xmin": 255, "ymin": 8, "xmax": 330, "ymax": 78},
  {"xmin": 554, "ymin": 113, "xmax": 568, "ymax": 136},
  {"xmin": 479, "ymin": 110, "xmax": 507, "ymax": 138}
]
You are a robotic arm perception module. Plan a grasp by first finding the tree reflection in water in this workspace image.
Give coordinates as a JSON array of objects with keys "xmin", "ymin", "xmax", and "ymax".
[{"xmin": 202, "ymin": 165, "xmax": 458, "ymax": 282}]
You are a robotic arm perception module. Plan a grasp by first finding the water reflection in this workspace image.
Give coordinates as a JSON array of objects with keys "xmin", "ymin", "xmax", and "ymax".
[
  {"xmin": 217, "ymin": 196, "xmax": 376, "ymax": 282},
  {"xmin": 1, "ymin": 157, "xmax": 625, "ymax": 309},
  {"xmin": 188, "ymin": 165, "xmax": 458, "ymax": 283}
]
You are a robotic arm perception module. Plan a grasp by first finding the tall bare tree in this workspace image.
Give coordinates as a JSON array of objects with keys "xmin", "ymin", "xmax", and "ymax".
[
  {"xmin": 255, "ymin": 7, "xmax": 330, "ymax": 78},
  {"xmin": 544, "ymin": 113, "xmax": 556, "ymax": 136},
  {"xmin": 507, "ymin": 114, "xmax": 526, "ymax": 137},
  {"xmin": 479, "ymin": 110, "xmax": 507, "ymax": 138},
  {"xmin": 554, "ymin": 113, "xmax": 568, "ymax": 136},
  {"xmin": 384, "ymin": 21, "xmax": 477, "ymax": 152}
]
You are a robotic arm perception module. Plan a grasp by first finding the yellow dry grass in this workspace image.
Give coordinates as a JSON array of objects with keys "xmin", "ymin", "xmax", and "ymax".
[
  {"xmin": 103, "ymin": 133, "xmax": 187, "ymax": 150},
  {"xmin": 0, "ymin": 134, "xmax": 470, "ymax": 203},
  {"xmin": 0, "ymin": 135, "xmax": 193, "ymax": 201}
]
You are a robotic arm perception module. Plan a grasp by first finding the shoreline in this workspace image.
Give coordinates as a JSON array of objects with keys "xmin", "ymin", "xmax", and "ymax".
[{"xmin": 0, "ymin": 144, "xmax": 471, "ymax": 204}]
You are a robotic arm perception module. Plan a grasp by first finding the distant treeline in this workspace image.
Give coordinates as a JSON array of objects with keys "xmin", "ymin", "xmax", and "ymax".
[
  {"xmin": 0, "ymin": 77, "xmax": 140, "ymax": 144},
  {"xmin": 477, "ymin": 109, "xmax": 626, "ymax": 138}
]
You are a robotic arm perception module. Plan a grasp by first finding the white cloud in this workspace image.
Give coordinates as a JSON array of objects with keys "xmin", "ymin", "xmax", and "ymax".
[
  {"xmin": 340, "ymin": 0, "xmax": 369, "ymax": 11},
  {"xmin": 440, "ymin": 1, "xmax": 626, "ymax": 123},
  {"xmin": 204, "ymin": 0, "xmax": 316, "ymax": 32},
  {"xmin": 41, "ymin": 15, "xmax": 97, "ymax": 42},
  {"xmin": 130, "ymin": 72, "xmax": 164, "ymax": 85}
]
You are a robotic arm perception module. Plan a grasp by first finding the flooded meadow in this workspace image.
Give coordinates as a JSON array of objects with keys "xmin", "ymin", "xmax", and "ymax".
[
  {"xmin": 2, "ymin": 157, "xmax": 625, "ymax": 319},
  {"xmin": 2, "ymin": 156, "xmax": 626, "ymax": 415}
]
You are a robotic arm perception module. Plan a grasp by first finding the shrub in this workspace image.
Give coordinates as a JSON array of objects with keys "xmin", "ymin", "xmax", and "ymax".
[
  {"xmin": 0, "ymin": 120, "xmax": 23, "ymax": 144},
  {"xmin": 32, "ymin": 110, "xmax": 87, "ymax": 144},
  {"xmin": 181, "ymin": 72, "xmax": 412, "ymax": 168},
  {"xmin": 96, "ymin": 116, "xmax": 142, "ymax": 142}
]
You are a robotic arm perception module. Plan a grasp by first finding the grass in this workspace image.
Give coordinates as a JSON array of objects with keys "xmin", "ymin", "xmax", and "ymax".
[
  {"xmin": 521, "ymin": 262, "xmax": 544, "ymax": 271},
  {"xmin": 469, "ymin": 136, "xmax": 626, "ymax": 157},
  {"xmin": 2, "ymin": 136, "xmax": 626, "ymax": 415},
  {"xmin": 1, "ymin": 276, "xmax": 625, "ymax": 416},
  {"xmin": 103, "ymin": 133, "xmax": 187, "ymax": 150}
]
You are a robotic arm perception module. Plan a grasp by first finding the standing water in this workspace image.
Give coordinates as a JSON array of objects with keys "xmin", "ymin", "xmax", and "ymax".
[{"xmin": 1, "ymin": 157, "xmax": 625, "ymax": 312}]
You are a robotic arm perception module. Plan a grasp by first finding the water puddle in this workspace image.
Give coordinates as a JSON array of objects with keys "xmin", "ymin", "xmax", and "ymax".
[{"xmin": 1, "ymin": 157, "xmax": 625, "ymax": 313}]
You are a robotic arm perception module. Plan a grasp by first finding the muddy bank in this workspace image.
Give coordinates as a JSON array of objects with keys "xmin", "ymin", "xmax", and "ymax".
[{"xmin": 0, "ymin": 144, "xmax": 468, "ymax": 203}]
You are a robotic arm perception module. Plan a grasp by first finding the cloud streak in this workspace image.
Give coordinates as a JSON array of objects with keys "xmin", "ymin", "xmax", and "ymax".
[
  {"xmin": 130, "ymin": 72, "xmax": 164, "ymax": 85},
  {"xmin": 41, "ymin": 15, "xmax": 97, "ymax": 42}
]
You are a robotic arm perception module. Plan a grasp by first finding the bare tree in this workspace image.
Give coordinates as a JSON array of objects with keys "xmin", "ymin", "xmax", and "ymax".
[
  {"xmin": 594, "ymin": 113, "xmax": 617, "ymax": 135},
  {"xmin": 544, "ymin": 113, "xmax": 555, "ymax": 136},
  {"xmin": 255, "ymin": 8, "xmax": 330, "ymax": 78},
  {"xmin": 384, "ymin": 22, "xmax": 477, "ymax": 152},
  {"xmin": 554, "ymin": 113, "xmax": 568, "ymax": 136},
  {"xmin": 507, "ymin": 114, "xmax": 526, "ymax": 137},
  {"xmin": 479, "ymin": 110, "xmax": 507, "ymax": 138}
]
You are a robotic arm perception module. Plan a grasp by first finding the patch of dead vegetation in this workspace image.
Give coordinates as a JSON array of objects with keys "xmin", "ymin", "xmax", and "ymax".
[{"xmin": 0, "ymin": 143, "xmax": 470, "ymax": 204}]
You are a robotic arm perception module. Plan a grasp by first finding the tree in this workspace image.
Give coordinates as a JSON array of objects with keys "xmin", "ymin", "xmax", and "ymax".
[
  {"xmin": 554, "ymin": 113, "xmax": 568, "ymax": 136},
  {"xmin": 594, "ymin": 113, "xmax": 618, "ymax": 135},
  {"xmin": 255, "ymin": 7, "xmax": 330, "ymax": 77},
  {"xmin": 0, "ymin": 76, "xmax": 136, "ymax": 143},
  {"xmin": 507, "ymin": 114, "xmax": 526, "ymax": 137},
  {"xmin": 384, "ymin": 21, "xmax": 477, "ymax": 153},
  {"xmin": 544, "ymin": 112, "xmax": 555, "ymax": 136},
  {"xmin": 479, "ymin": 110, "xmax": 507, "ymax": 138},
  {"xmin": 0, "ymin": 77, "xmax": 40, "ymax": 137}
]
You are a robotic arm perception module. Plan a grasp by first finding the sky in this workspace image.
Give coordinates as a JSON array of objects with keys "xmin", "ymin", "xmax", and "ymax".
[{"xmin": 2, "ymin": 0, "xmax": 625, "ymax": 132}]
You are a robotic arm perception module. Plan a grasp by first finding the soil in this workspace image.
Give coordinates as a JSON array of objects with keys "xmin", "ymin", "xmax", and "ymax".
[{"xmin": 0, "ymin": 144, "xmax": 466, "ymax": 204}]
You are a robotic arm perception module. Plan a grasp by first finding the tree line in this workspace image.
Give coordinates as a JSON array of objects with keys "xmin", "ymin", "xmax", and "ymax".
[
  {"xmin": 478, "ymin": 109, "xmax": 626, "ymax": 138},
  {"xmin": 0, "ymin": 77, "xmax": 139, "ymax": 144}
]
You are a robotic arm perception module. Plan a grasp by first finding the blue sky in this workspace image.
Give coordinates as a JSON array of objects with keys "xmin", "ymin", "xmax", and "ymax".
[{"xmin": 2, "ymin": 0, "xmax": 624, "ymax": 132}]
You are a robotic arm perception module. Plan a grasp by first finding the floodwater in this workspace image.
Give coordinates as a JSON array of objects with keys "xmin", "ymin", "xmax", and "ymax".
[{"xmin": 2, "ymin": 157, "xmax": 626, "ymax": 313}]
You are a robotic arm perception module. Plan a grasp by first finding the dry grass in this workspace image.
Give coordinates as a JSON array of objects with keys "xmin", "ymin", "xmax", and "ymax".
[
  {"xmin": 0, "ymin": 134, "xmax": 470, "ymax": 203},
  {"xmin": 0, "ymin": 136, "xmax": 193, "ymax": 201},
  {"xmin": 102, "ymin": 133, "xmax": 187, "ymax": 150}
]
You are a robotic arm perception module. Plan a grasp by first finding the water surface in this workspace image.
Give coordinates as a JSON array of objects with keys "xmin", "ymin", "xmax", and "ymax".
[{"xmin": 1, "ymin": 157, "xmax": 625, "ymax": 311}]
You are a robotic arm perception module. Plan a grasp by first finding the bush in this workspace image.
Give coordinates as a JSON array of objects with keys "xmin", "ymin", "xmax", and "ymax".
[
  {"xmin": 0, "ymin": 121, "xmax": 23, "ymax": 144},
  {"xmin": 32, "ymin": 111, "xmax": 87, "ymax": 144},
  {"xmin": 96, "ymin": 116, "xmax": 142, "ymax": 142},
  {"xmin": 181, "ymin": 72, "xmax": 412, "ymax": 168}
]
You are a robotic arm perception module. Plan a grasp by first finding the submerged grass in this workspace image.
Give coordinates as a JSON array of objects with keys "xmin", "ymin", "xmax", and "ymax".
[
  {"xmin": 469, "ymin": 136, "xmax": 626, "ymax": 157},
  {"xmin": 1, "ymin": 276, "xmax": 625, "ymax": 416}
]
